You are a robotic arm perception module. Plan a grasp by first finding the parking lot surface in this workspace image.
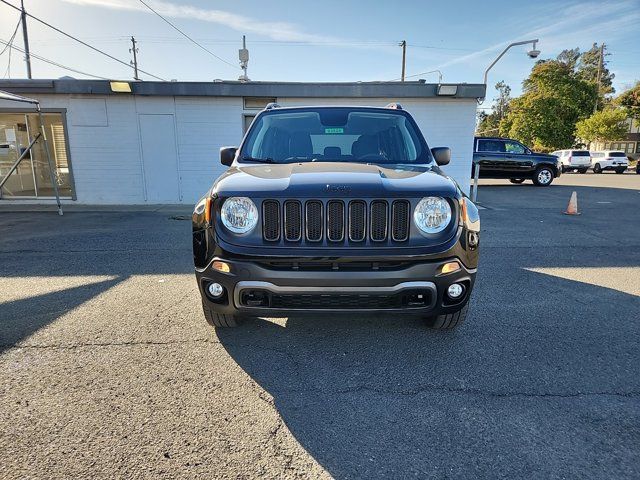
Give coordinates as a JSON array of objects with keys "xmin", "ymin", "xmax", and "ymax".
[{"xmin": 1, "ymin": 173, "xmax": 639, "ymax": 479}]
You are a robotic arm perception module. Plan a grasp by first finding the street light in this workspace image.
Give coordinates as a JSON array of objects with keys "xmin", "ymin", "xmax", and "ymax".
[
  {"xmin": 472, "ymin": 39, "xmax": 540, "ymax": 202},
  {"xmin": 482, "ymin": 39, "xmax": 539, "ymax": 88}
]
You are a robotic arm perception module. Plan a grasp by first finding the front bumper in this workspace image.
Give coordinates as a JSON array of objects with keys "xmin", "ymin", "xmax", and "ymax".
[{"xmin": 196, "ymin": 256, "xmax": 476, "ymax": 317}]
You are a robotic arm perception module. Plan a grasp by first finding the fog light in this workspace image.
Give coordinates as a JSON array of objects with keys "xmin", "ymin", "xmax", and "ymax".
[
  {"xmin": 447, "ymin": 283, "xmax": 464, "ymax": 299},
  {"xmin": 212, "ymin": 260, "xmax": 231, "ymax": 273},
  {"xmin": 207, "ymin": 282, "xmax": 224, "ymax": 298}
]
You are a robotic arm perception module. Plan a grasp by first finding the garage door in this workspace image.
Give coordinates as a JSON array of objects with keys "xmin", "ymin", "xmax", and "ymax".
[{"xmin": 139, "ymin": 114, "xmax": 180, "ymax": 203}]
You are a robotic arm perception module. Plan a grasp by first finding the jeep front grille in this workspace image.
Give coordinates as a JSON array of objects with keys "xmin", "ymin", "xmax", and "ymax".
[
  {"xmin": 283, "ymin": 200, "xmax": 302, "ymax": 241},
  {"xmin": 262, "ymin": 199, "xmax": 411, "ymax": 244}
]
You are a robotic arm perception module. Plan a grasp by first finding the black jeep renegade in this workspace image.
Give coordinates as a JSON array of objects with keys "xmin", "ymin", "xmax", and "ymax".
[{"xmin": 192, "ymin": 104, "xmax": 480, "ymax": 329}]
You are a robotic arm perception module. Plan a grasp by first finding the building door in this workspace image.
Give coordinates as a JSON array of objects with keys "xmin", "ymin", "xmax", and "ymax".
[{"xmin": 138, "ymin": 114, "xmax": 179, "ymax": 203}]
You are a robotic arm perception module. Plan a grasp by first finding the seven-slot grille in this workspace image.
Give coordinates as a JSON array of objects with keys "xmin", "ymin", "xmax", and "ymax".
[{"xmin": 262, "ymin": 199, "xmax": 412, "ymax": 244}]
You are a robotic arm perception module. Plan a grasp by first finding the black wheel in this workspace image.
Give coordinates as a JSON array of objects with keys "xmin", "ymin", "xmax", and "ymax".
[
  {"xmin": 579, "ymin": 168, "xmax": 588, "ymax": 174},
  {"xmin": 532, "ymin": 166, "xmax": 554, "ymax": 186},
  {"xmin": 509, "ymin": 178, "xmax": 525, "ymax": 184},
  {"xmin": 561, "ymin": 165, "xmax": 566, "ymax": 173},
  {"xmin": 593, "ymin": 163, "xmax": 602, "ymax": 174},
  {"xmin": 424, "ymin": 302, "xmax": 469, "ymax": 330},
  {"xmin": 202, "ymin": 303, "xmax": 239, "ymax": 327},
  {"xmin": 615, "ymin": 169, "xmax": 625, "ymax": 174}
]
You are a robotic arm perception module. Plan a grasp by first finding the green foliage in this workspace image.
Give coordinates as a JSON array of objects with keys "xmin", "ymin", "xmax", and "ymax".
[
  {"xmin": 575, "ymin": 109, "xmax": 629, "ymax": 143},
  {"xmin": 578, "ymin": 43, "xmax": 615, "ymax": 96},
  {"xmin": 500, "ymin": 60, "xmax": 597, "ymax": 151},
  {"xmin": 556, "ymin": 48, "xmax": 580, "ymax": 70},
  {"xmin": 476, "ymin": 81, "xmax": 511, "ymax": 136},
  {"xmin": 616, "ymin": 82, "xmax": 640, "ymax": 120}
]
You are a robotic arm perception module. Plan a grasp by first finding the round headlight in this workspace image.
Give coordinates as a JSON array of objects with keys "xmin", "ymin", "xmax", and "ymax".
[
  {"xmin": 413, "ymin": 197, "xmax": 452, "ymax": 234},
  {"xmin": 221, "ymin": 197, "xmax": 258, "ymax": 234}
]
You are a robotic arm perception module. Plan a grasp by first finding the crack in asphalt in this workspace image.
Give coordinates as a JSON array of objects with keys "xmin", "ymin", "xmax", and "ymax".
[
  {"xmin": 1, "ymin": 338, "xmax": 221, "ymax": 350},
  {"xmin": 330, "ymin": 383, "xmax": 640, "ymax": 399},
  {"xmin": 3, "ymin": 340, "xmax": 639, "ymax": 401}
]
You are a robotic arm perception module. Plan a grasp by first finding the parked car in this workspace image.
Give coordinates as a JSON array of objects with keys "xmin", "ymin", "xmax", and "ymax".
[
  {"xmin": 473, "ymin": 137, "xmax": 561, "ymax": 186},
  {"xmin": 550, "ymin": 150, "xmax": 591, "ymax": 173},
  {"xmin": 193, "ymin": 104, "xmax": 480, "ymax": 330},
  {"xmin": 590, "ymin": 151, "xmax": 629, "ymax": 174}
]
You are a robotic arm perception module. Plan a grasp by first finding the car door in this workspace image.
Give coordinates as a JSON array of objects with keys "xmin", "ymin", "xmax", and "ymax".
[
  {"xmin": 475, "ymin": 139, "xmax": 507, "ymax": 177},
  {"xmin": 504, "ymin": 140, "xmax": 534, "ymax": 175}
]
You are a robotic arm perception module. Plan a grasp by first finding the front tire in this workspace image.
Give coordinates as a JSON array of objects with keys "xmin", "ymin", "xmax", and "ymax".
[
  {"xmin": 593, "ymin": 163, "xmax": 602, "ymax": 174},
  {"xmin": 509, "ymin": 178, "xmax": 525, "ymax": 184},
  {"xmin": 579, "ymin": 168, "xmax": 588, "ymax": 174},
  {"xmin": 615, "ymin": 168, "xmax": 626, "ymax": 174},
  {"xmin": 424, "ymin": 302, "xmax": 469, "ymax": 330},
  {"xmin": 533, "ymin": 166, "xmax": 554, "ymax": 186},
  {"xmin": 202, "ymin": 303, "xmax": 239, "ymax": 327}
]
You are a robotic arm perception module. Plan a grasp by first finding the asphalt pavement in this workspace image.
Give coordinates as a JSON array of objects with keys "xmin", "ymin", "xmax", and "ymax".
[{"xmin": 1, "ymin": 172, "xmax": 639, "ymax": 479}]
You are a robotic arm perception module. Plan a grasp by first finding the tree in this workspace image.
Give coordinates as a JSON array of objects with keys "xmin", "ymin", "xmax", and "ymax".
[
  {"xmin": 476, "ymin": 81, "xmax": 511, "ymax": 136},
  {"xmin": 577, "ymin": 43, "xmax": 615, "ymax": 96},
  {"xmin": 575, "ymin": 109, "xmax": 629, "ymax": 143},
  {"xmin": 556, "ymin": 48, "xmax": 580, "ymax": 69},
  {"xmin": 616, "ymin": 82, "xmax": 640, "ymax": 120},
  {"xmin": 500, "ymin": 60, "xmax": 597, "ymax": 151}
]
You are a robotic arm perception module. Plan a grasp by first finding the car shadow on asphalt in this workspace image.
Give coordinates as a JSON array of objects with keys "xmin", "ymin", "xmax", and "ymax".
[
  {"xmin": 0, "ymin": 277, "xmax": 126, "ymax": 353},
  {"xmin": 217, "ymin": 259, "xmax": 640, "ymax": 478}
]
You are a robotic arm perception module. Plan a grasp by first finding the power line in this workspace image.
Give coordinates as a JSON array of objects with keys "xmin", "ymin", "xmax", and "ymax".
[
  {"xmin": 1, "ymin": 17, "xmax": 21, "ymax": 78},
  {"xmin": 408, "ymin": 44, "xmax": 475, "ymax": 52},
  {"xmin": 137, "ymin": 0, "xmax": 239, "ymax": 70},
  {"xmin": 0, "ymin": 15, "xmax": 20, "ymax": 56},
  {"xmin": 0, "ymin": 0, "xmax": 166, "ymax": 80},
  {"xmin": 0, "ymin": 38, "xmax": 109, "ymax": 79}
]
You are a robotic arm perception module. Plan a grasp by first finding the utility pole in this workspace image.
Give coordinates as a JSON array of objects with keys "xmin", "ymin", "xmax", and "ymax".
[
  {"xmin": 20, "ymin": 0, "xmax": 32, "ymax": 79},
  {"xmin": 238, "ymin": 35, "xmax": 249, "ymax": 82},
  {"xmin": 594, "ymin": 42, "xmax": 605, "ymax": 113},
  {"xmin": 400, "ymin": 40, "xmax": 406, "ymax": 82},
  {"xmin": 129, "ymin": 36, "xmax": 140, "ymax": 80}
]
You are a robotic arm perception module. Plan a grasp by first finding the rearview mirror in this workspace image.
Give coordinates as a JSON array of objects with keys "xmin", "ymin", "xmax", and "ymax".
[
  {"xmin": 431, "ymin": 147, "xmax": 451, "ymax": 166},
  {"xmin": 220, "ymin": 146, "xmax": 237, "ymax": 167}
]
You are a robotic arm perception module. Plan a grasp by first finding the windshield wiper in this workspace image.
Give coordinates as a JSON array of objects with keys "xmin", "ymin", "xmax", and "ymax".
[{"xmin": 240, "ymin": 156, "xmax": 275, "ymax": 164}]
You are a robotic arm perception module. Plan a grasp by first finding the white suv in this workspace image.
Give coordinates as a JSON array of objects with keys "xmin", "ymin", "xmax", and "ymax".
[
  {"xmin": 590, "ymin": 151, "xmax": 629, "ymax": 174},
  {"xmin": 551, "ymin": 150, "xmax": 591, "ymax": 173}
]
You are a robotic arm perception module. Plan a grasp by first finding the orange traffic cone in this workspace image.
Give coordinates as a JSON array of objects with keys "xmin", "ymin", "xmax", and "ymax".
[{"xmin": 564, "ymin": 191, "xmax": 580, "ymax": 215}]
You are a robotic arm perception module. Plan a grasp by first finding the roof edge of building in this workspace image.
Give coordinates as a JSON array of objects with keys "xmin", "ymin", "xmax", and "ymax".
[{"xmin": 0, "ymin": 79, "xmax": 486, "ymax": 99}]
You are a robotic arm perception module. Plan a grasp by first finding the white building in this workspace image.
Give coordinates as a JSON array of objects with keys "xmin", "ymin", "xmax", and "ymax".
[{"xmin": 0, "ymin": 79, "xmax": 484, "ymax": 204}]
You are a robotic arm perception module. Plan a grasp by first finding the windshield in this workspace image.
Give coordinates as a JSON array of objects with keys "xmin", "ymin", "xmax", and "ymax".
[
  {"xmin": 571, "ymin": 150, "xmax": 590, "ymax": 156},
  {"xmin": 239, "ymin": 107, "xmax": 432, "ymax": 165}
]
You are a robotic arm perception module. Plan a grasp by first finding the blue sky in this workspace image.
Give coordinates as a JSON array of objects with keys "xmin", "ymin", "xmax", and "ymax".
[{"xmin": 1, "ymin": 0, "xmax": 638, "ymax": 106}]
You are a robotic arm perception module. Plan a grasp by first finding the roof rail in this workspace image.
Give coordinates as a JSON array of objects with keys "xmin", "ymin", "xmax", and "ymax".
[
  {"xmin": 264, "ymin": 102, "xmax": 281, "ymax": 110},
  {"xmin": 385, "ymin": 102, "xmax": 403, "ymax": 110}
]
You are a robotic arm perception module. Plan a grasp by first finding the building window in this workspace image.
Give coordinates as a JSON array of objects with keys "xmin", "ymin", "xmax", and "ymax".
[
  {"xmin": 243, "ymin": 97, "xmax": 276, "ymax": 110},
  {"xmin": 243, "ymin": 114, "xmax": 256, "ymax": 134},
  {"xmin": 0, "ymin": 111, "xmax": 73, "ymax": 199},
  {"xmin": 626, "ymin": 142, "xmax": 634, "ymax": 154},
  {"xmin": 635, "ymin": 143, "xmax": 640, "ymax": 153}
]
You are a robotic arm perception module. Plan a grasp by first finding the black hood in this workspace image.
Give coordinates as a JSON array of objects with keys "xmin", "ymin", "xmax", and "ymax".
[{"xmin": 212, "ymin": 162, "xmax": 460, "ymax": 198}]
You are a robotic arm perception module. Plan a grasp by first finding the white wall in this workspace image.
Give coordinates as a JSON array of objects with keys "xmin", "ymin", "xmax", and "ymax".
[{"xmin": 1, "ymin": 94, "xmax": 476, "ymax": 204}]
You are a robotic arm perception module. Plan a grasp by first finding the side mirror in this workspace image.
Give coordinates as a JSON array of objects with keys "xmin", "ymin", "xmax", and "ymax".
[
  {"xmin": 220, "ymin": 146, "xmax": 237, "ymax": 167},
  {"xmin": 431, "ymin": 147, "xmax": 451, "ymax": 166}
]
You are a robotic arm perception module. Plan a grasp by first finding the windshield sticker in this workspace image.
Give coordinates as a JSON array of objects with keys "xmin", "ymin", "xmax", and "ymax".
[{"xmin": 324, "ymin": 127, "xmax": 344, "ymax": 134}]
